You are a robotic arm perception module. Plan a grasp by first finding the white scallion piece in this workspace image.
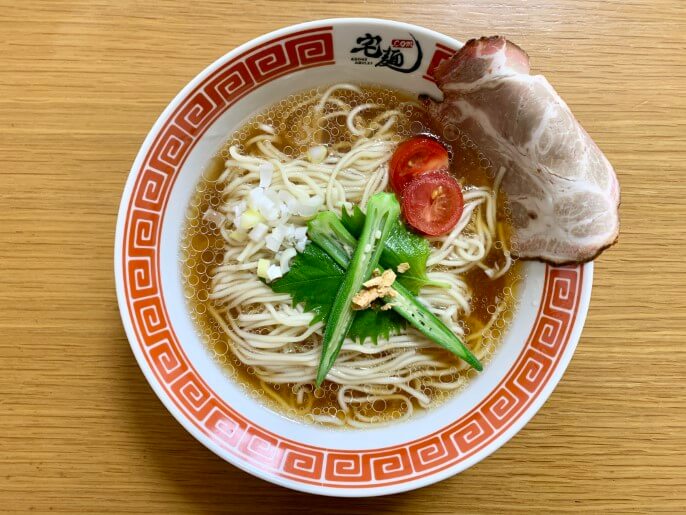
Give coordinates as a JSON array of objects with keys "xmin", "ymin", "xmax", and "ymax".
[
  {"xmin": 295, "ymin": 195, "xmax": 323, "ymax": 217},
  {"xmin": 278, "ymin": 190, "xmax": 296, "ymax": 204},
  {"xmin": 247, "ymin": 187, "xmax": 266, "ymax": 210},
  {"xmin": 258, "ymin": 163, "xmax": 274, "ymax": 188},
  {"xmin": 278, "ymin": 202, "xmax": 290, "ymax": 218},
  {"xmin": 279, "ymin": 248, "xmax": 297, "ymax": 273},
  {"xmin": 249, "ymin": 187, "xmax": 279, "ymax": 221},
  {"xmin": 230, "ymin": 201, "xmax": 246, "ymax": 222},
  {"xmin": 238, "ymin": 208, "xmax": 264, "ymax": 230},
  {"xmin": 249, "ymin": 222, "xmax": 269, "ymax": 242},
  {"xmin": 228, "ymin": 230, "xmax": 248, "ymax": 242},
  {"xmin": 265, "ymin": 225, "xmax": 286, "ymax": 252},
  {"xmin": 265, "ymin": 238, "xmax": 281, "ymax": 252},
  {"xmin": 257, "ymin": 259, "xmax": 270, "ymax": 279},
  {"xmin": 284, "ymin": 224, "xmax": 296, "ymax": 240},
  {"xmin": 294, "ymin": 226, "xmax": 307, "ymax": 240},
  {"xmin": 307, "ymin": 145, "xmax": 327, "ymax": 164},
  {"xmin": 263, "ymin": 206, "xmax": 280, "ymax": 222},
  {"xmin": 266, "ymin": 264, "xmax": 283, "ymax": 281}
]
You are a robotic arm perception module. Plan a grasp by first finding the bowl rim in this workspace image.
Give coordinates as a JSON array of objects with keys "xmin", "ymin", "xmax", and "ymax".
[{"xmin": 114, "ymin": 17, "xmax": 593, "ymax": 497}]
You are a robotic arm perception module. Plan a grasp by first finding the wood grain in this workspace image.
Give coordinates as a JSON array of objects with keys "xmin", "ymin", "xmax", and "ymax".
[{"xmin": 1, "ymin": 0, "xmax": 685, "ymax": 512}]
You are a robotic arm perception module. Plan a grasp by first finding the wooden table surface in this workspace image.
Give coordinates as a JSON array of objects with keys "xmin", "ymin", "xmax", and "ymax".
[{"xmin": 2, "ymin": 1, "xmax": 685, "ymax": 513}]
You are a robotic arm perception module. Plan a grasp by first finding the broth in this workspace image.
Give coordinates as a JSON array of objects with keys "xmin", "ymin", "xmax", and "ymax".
[{"xmin": 181, "ymin": 85, "xmax": 521, "ymax": 427}]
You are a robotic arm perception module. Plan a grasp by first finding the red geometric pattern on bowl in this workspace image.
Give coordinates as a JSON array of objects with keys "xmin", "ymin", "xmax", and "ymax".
[{"xmin": 121, "ymin": 25, "xmax": 583, "ymax": 487}]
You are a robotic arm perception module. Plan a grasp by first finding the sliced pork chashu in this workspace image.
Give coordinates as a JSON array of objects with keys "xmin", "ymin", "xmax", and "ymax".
[{"xmin": 426, "ymin": 36, "xmax": 620, "ymax": 264}]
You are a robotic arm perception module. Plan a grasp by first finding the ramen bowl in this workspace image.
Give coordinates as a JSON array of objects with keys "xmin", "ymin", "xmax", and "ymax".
[{"xmin": 114, "ymin": 18, "xmax": 592, "ymax": 496}]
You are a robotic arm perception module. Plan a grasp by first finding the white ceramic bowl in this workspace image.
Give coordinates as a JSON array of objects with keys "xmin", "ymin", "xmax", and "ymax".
[{"xmin": 115, "ymin": 18, "xmax": 592, "ymax": 497}]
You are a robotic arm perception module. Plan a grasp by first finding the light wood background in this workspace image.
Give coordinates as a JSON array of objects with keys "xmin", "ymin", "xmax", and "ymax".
[{"xmin": 1, "ymin": 1, "xmax": 685, "ymax": 513}]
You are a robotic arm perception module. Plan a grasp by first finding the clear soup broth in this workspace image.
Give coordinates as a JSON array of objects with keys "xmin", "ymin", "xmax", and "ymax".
[{"xmin": 181, "ymin": 84, "xmax": 521, "ymax": 428}]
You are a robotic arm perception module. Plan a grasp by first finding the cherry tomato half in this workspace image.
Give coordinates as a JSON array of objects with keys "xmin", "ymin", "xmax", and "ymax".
[
  {"xmin": 401, "ymin": 172, "xmax": 464, "ymax": 236},
  {"xmin": 389, "ymin": 136, "xmax": 449, "ymax": 194}
]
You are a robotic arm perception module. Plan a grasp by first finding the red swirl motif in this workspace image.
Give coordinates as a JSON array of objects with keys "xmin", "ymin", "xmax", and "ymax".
[
  {"xmin": 127, "ymin": 257, "xmax": 157, "ymax": 299},
  {"xmin": 149, "ymin": 124, "xmax": 192, "ymax": 173},
  {"xmin": 128, "ymin": 210, "xmax": 159, "ymax": 254},
  {"xmin": 170, "ymin": 371, "xmax": 214, "ymax": 418},
  {"xmin": 365, "ymin": 449, "xmax": 413, "ymax": 481},
  {"xmin": 246, "ymin": 32, "xmax": 334, "ymax": 82},
  {"xmin": 238, "ymin": 428, "xmax": 283, "ymax": 467},
  {"xmin": 546, "ymin": 267, "xmax": 578, "ymax": 312},
  {"xmin": 175, "ymin": 91, "xmax": 218, "ymax": 136},
  {"xmin": 246, "ymin": 45, "xmax": 290, "ymax": 82},
  {"xmin": 513, "ymin": 349, "xmax": 553, "ymax": 393},
  {"xmin": 281, "ymin": 445, "xmax": 324, "ymax": 480},
  {"xmin": 325, "ymin": 453, "xmax": 364, "ymax": 481},
  {"xmin": 204, "ymin": 401, "xmax": 248, "ymax": 448},
  {"xmin": 121, "ymin": 25, "xmax": 586, "ymax": 489},
  {"xmin": 132, "ymin": 296, "xmax": 167, "ymax": 338},
  {"xmin": 205, "ymin": 61, "xmax": 255, "ymax": 105},
  {"xmin": 531, "ymin": 314, "xmax": 565, "ymax": 357},
  {"xmin": 286, "ymin": 33, "xmax": 334, "ymax": 65},
  {"xmin": 148, "ymin": 337, "xmax": 188, "ymax": 383},
  {"xmin": 135, "ymin": 168, "xmax": 171, "ymax": 211},
  {"xmin": 445, "ymin": 412, "xmax": 495, "ymax": 453},
  {"xmin": 482, "ymin": 386, "xmax": 526, "ymax": 429},
  {"xmin": 409, "ymin": 435, "xmax": 459, "ymax": 472}
]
